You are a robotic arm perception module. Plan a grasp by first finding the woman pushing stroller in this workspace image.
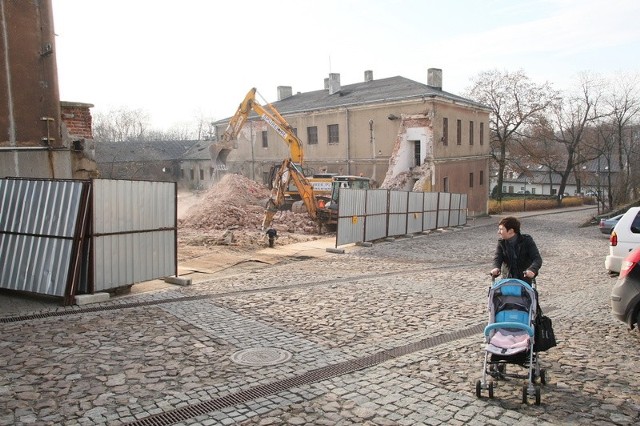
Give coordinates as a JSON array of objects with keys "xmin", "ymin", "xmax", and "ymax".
[{"xmin": 490, "ymin": 216, "xmax": 542, "ymax": 284}]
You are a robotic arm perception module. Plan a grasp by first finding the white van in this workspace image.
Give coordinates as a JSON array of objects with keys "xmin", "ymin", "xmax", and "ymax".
[{"xmin": 605, "ymin": 207, "xmax": 640, "ymax": 274}]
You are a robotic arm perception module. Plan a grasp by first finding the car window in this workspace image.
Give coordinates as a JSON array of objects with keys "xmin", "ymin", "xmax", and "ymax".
[{"xmin": 632, "ymin": 213, "xmax": 640, "ymax": 234}]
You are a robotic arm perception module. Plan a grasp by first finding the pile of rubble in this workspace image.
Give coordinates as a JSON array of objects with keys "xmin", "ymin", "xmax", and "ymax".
[{"xmin": 179, "ymin": 174, "xmax": 320, "ymax": 248}]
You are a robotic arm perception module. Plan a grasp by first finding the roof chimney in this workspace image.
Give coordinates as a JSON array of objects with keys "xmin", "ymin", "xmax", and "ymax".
[
  {"xmin": 328, "ymin": 73, "xmax": 341, "ymax": 95},
  {"xmin": 364, "ymin": 70, "xmax": 373, "ymax": 82},
  {"xmin": 427, "ymin": 68, "xmax": 442, "ymax": 90},
  {"xmin": 324, "ymin": 78, "xmax": 329, "ymax": 90},
  {"xmin": 277, "ymin": 86, "xmax": 293, "ymax": 101}
]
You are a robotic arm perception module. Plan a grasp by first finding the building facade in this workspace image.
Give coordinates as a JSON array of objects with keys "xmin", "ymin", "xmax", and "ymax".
[{"xmin": 212, "ymin": 69, "xmax": 492, "ymax": 215}]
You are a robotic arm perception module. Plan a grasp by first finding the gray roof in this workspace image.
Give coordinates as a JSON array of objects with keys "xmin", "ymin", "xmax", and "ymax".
[
  {"xmin": 95, "ymin": 140, "xmax": 202, "ymax": 163},
  {"xmin": 215, "ymin": 76, "xmax": 489, "ymax": 123}
]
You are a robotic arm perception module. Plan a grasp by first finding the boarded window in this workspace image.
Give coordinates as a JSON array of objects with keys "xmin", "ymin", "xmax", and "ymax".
[
  {"xmin": 328, "ymin": 124, "xmax": 339, "ymax": 144},
  {"xmin": 262, "ymin": 131, "xmax": 268, "ymax": 148},
  {"xmin": 307, "ymin": 126, "xmax": 318, "ymax": 144},
  {"xmin": 480, "ymin": 122, "xmax": 484, "ymax": 145},
  {"xmin": 469, "ymin": 121, "xmax": 474, "ymax": 145},
  {"xmin": 456, "ymin": 120, "xmax": 462, "ymax": 145},
  {"xmin": 443, "ymin": 176, "xmax": 449, "ymax": 192},
  {"xmin": 480, "ymin": 170, "xmax": 484, "ymax": 185},
  {"xmin": 469, "ymin": 172, "xmax": 474, "ymax": 187},
  {"xmin": 199, "ymin": 169, "xmax": 204, "ymax": 180}
]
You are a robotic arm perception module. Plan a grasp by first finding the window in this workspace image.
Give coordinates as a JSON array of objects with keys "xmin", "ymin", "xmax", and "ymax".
[
  {"xmin": 456, "ymin": 120, "xmax": 462, "ymax": 145},
  {"xmin": 469, "ymin": 121, "xmax": 474, "ymax": 145},
  {"xmin": 261, "ymin": 131, "xmax": 268, "ymax": 148},
  {"xmin": 480, "ymin": 122, "xmax": 484, "ymax": 146},
  {"xmin": 443, "ymin": 176, "xmax": 449, "ymax": 192},
  {"xmin": 479, "ymin": 170, "xmax": 484, "ymax": 185},
  {"xmin": 328, "ymin": 124, "xmax": 339, "ymax": 144},
  {"xmin": 189, "ymin": 169, "xmax": 194, "ymax": 180},
  {"xmin": 210, "ymin": 167, "xmax": 214, "ymax": 178},
  {"xmin": 469, "ymin": 172, "xmax": 474, "ymax": 188},
  {"xmin": 199, "ymin": 169, "xmax": 204, "ymax": 180},
  {"xmin": 180, "ymin": 169, "xmax": 185, "ymax": 178},
  {"xmin": 307, "ymin": 126, "xmax": 318, "ymax": 144},
  {"xmin": 442, "ymin": 117, "xmax": 449, "ymax": 145}
]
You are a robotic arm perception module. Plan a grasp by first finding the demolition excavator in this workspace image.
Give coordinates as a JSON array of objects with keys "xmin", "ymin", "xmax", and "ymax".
[{"xmin": 211, "ymin": 88, "xmax": 320, "ymax": 230}]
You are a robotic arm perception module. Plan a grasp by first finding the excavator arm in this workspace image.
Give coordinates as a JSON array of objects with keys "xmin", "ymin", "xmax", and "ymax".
[
  {"xmin": 215, "ymin": 88, "xmax": 303, "ymax": 163},
  {"xmin": 213, "ymin": 88, "xmax": 317, "ymax": 229}
]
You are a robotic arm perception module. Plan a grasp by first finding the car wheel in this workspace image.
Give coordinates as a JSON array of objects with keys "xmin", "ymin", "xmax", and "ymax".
[{"xmin": 636, "ymin": 308, "xmax": 640, "ymax": 336}]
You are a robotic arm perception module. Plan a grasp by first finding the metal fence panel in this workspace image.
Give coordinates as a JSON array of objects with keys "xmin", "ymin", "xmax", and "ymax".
[
  {"xmin": 407, "ymin": 192, "xmax": 424, "ymax": 234},
  {"xmin": 437, "ymin": 192, "xmax": 451, "ymax": 228},
  {"xmin": 364, "ymin": 190, "xmax": 388, "ymax": 242},
  {"xmin": 0, "ymin": 179, "xmax": 88, "ymax": 297},
  {"xmin": 91, "ymin": 179, "xmax": 176, "ymax": 292},
  {"xmin": 449, "ymin": 193, "xmax": 461, "ymax": 226},
  {"xmin": 388, "ymin": 191, "xmax": 408, "ymax": 237},
  {"xmin": 422, "ymin": 192, "xmax": 439, "ymax": 231},
  {"xmin": 336, "ymin": 189, "xmax": 367, "ymax": 246}
]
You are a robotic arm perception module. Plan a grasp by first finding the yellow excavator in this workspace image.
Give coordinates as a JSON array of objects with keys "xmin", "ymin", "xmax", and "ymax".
[{"xmin": 210, "ymin": 88, "xmax": 319, "ymax": 230}]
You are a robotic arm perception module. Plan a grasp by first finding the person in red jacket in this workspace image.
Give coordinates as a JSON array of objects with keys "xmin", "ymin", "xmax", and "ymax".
[{"xmin": 490, "ymin": 216, "xmax": 542, "ymax": 284}]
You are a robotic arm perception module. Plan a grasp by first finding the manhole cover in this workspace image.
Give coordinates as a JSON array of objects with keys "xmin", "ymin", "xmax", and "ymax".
[{"xmin": 230, "ymin": 347, "xmax": 292, "ymax": 366}]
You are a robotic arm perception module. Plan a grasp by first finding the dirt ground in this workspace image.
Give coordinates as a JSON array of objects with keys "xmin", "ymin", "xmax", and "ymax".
[{"xmin": 176, "ymin": 174, "xmax": 326, "ymax": 266}]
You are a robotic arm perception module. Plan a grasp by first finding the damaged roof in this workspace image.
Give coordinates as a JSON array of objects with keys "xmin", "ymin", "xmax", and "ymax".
[{"xmin": 215, "ymin": 75, "xmax": 489, "ymax": 123}]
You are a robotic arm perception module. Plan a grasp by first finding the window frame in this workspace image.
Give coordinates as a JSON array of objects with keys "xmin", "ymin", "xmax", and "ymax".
[
  {"xmin": 307, "ymin": 126, "xmax": 318, "ymax": 145},
  {"xmin": 327, "ymin": 124, "xmax": 339, "ymax": 145},
  {"xmin": 442, "ymin": 117, "xmax": 449, "ymax": 146}
]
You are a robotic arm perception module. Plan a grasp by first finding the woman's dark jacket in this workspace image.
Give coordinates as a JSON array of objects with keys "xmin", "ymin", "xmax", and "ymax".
[{"xmin": 492, "ymin": 233, "xmax": 542, "ymax": 283}]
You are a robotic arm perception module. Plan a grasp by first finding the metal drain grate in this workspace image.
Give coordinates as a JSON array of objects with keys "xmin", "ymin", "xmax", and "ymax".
[{"xmin": 126, "ymin": 323, "xmax": 485, "ymax": 426}]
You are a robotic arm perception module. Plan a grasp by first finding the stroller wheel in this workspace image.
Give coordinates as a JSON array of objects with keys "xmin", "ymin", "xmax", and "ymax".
[
  {"xmin": 534, "ymin": 386, "xmax": 541, "ymax": 405},
  {"xmin": 475, "ymin": 380, "xmax": 482, "ymax": 398},
  {"xmin": 488, "ymin": 381, "xmax": 494, "ymax": 399}
]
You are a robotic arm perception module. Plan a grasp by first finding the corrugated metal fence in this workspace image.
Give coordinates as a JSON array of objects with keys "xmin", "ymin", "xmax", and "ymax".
[
  {"xmin": 0, "ymin": 178, "xmax": 176, "ymax": 304},
  {"xmin": 336, "ymin": 189, "xmax": 467, "ymax": 247}
]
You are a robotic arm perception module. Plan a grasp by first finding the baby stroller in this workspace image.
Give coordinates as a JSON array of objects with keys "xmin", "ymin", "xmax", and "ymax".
[{"xmin": 475, "ymin": 277, "xmax": 546, "ymax": 405}]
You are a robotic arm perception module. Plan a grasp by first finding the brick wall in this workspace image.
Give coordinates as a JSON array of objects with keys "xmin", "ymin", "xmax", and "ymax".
[{"xmin": 61, "ymin": 101, "xmax": 94, "ymax": 140}]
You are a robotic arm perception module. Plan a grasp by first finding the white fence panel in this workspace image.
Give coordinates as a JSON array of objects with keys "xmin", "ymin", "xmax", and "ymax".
[
  {"xmin": 388, "ymin": 191, "xmax": 408, "ymax": 237},
  {"xmin": 364, "ymin": 190, "xmax": 388, "ymax": 242}
]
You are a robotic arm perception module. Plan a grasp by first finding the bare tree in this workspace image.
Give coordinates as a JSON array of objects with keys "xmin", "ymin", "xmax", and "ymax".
[
  {"xmin": 544, "ymin": 73, "xmax": 609, "ymax": 204},
  {"xmin": 606, "ymin": 72, "xmax": 640, "ymax": 202},
  {"xmin": 465, "ymin": 69, "xmax": 558, "ymax": 200},
  {"xmin": 93, "ymin": 107, "xmax": 150, "ymax": 142}
]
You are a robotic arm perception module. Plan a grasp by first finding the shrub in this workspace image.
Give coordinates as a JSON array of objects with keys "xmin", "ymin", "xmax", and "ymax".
[{"xmin": 488, "ymin": 196, "xmax": 584, "ymax": 214}]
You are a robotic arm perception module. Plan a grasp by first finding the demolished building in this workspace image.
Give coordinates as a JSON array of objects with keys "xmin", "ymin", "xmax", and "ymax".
[{"xmin": 211, "ymin": 68, "xmax": 492, "ymax": 216}]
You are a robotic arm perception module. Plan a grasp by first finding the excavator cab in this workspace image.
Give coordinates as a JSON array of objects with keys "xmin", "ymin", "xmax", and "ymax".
[{"xmin": 328, "ymin": 176, "xmax": 371, "ymax": 207}]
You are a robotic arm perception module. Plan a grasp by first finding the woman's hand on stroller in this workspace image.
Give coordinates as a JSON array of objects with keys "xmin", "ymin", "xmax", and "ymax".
[
  {"xmin": 489, "ymin": 268, "xmax": 500, "ymax": 278},
  {"xmin": 523, "ymin": 269, "xmax": 535, "ymax": 279}
]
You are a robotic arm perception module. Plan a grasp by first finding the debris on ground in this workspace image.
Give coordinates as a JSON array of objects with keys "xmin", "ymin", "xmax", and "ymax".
[{"xmin": 178, "ymin": 173, "xmax": 322, "ymax": 250}]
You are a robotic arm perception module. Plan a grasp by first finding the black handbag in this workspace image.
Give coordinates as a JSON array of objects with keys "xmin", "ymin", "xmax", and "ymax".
[{"xmin": 534, "ymin": 313, "xmax": 557, "ymax": 352}]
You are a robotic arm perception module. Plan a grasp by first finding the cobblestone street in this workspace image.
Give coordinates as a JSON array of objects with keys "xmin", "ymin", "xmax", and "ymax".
[{"xmin": 1, "ymin": 207, "xmax": 639, "ymax": 425}]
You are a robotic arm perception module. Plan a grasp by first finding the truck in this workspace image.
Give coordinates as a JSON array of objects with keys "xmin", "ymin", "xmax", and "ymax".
[{"xmin": 210, "ymin": 87, "xmax": 370, "ymax": 230}]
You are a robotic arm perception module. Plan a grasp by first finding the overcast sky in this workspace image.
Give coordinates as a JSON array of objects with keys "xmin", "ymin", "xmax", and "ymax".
[{"xmin": 51, "ymin": 0, "xmax": 640, "ymax": 131}]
